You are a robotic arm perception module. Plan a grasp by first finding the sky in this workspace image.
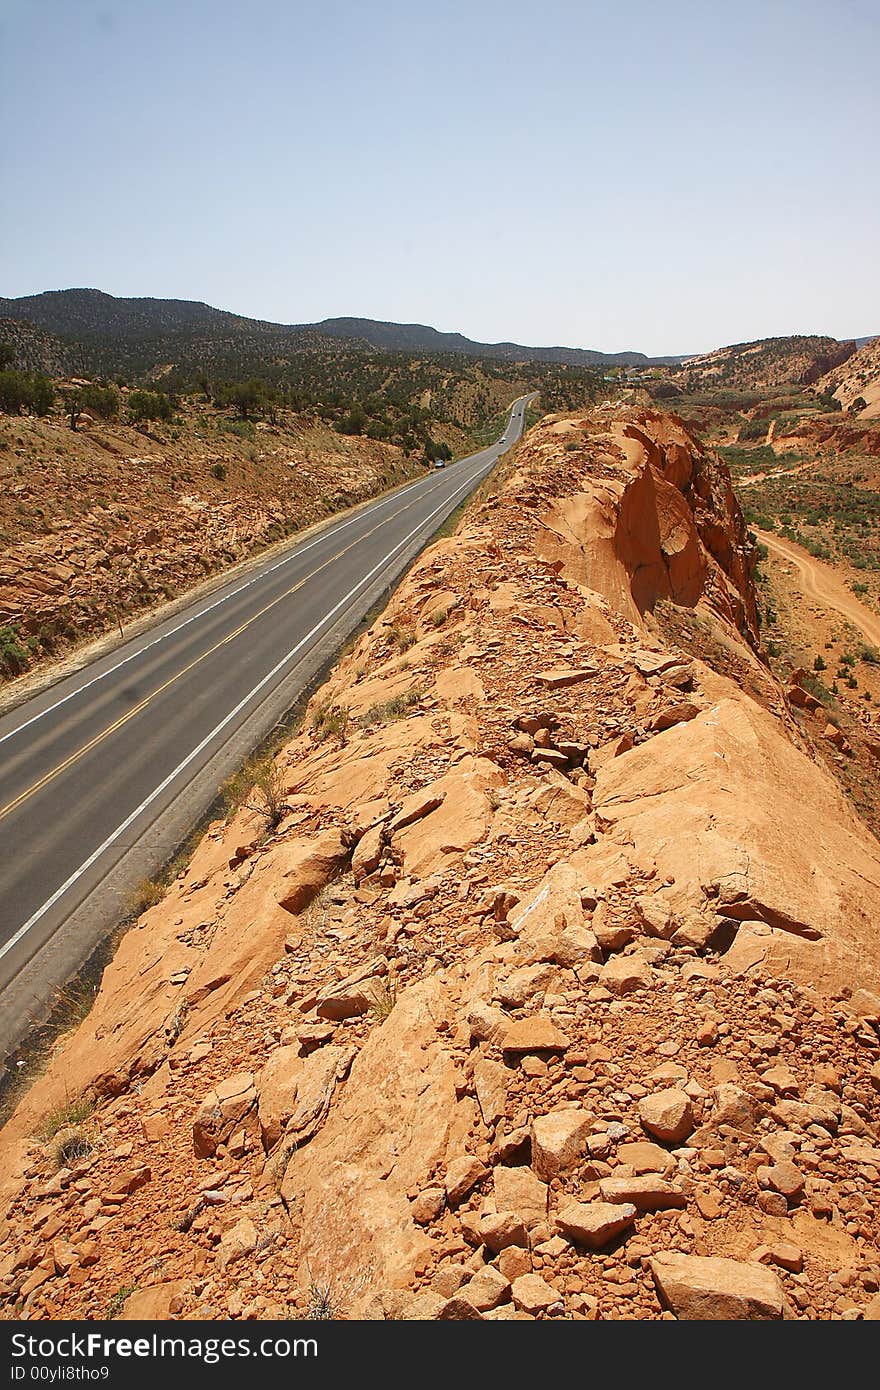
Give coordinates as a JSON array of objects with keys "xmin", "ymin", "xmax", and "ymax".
[{"xmin": 1, "ymin": 0, "xmax": 878, "ymax": 355}]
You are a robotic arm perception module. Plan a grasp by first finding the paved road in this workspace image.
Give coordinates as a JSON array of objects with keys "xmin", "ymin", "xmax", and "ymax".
[
  {"xmin": 757, "ymin": 529, "xmax": 880, "ymax": 650},
  {"xmin": 0, "ymin": 395, "xmax": 534, "ymax": 1061}
]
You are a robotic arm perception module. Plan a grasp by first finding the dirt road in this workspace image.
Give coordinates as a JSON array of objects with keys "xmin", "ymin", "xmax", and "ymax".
[{"xmin": 757, "ymin": 529, "xmax": 880, "ymax": 650}]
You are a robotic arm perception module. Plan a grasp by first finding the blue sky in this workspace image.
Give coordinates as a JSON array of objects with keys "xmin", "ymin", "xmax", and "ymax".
[{"xmin": 2, "ymin": 0, "xmax": 878, "ymax": 353}]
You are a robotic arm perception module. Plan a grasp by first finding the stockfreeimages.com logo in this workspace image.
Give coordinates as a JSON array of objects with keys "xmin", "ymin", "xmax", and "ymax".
[{"xmin": 11, "ymin": 1332, "xmax": 317, "ymax": 1369}]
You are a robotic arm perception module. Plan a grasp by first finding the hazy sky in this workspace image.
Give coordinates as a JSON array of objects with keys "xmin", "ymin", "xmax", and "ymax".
[{"xmin": 2, "ymin": 0, "xmax": 878, "ymax": 353}]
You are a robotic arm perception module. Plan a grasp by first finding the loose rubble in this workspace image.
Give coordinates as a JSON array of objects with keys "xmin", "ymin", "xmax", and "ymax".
[{"xmin": 1, "ymin": 405, "xmax": 879, "ymax": 1322}]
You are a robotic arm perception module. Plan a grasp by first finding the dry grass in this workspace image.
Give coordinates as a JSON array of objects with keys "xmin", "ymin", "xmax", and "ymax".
[
  {"xmin": 310, "ymin": 700, "xmax": 351, "ymax": 742},
  {"xmin": 37, "ymin": 1092, "xmax": 96, "ymax": 1142}
]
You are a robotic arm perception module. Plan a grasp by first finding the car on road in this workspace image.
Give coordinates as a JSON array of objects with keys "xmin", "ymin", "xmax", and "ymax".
[{"xmin": 433, "ymin": 458, "xmax": 446, "ymax": 469}]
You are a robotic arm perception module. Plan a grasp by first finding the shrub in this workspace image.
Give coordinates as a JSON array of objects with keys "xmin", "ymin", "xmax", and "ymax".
[
  {"xmin": 80, "ymin": 384, "xmax": 119, "ymax": 420},
  {"xmin": 129, "ymin": 390, "xmax": 173, "ymax": 423},
  {"xmin": 211, "ymin": 462, "xmax": 227, "ymax": 481},
  {"xmin": 0, "ymin": 625, "xmax": 28, "ymax": 676},
  {"xmin": 244, "ymin": 755, "xmax": 287, "ymax": 830},
  {"xmin": 310, "ymin": 701, "xmax": 350, "ymax": 742},
  {"xmin": 0, "ymin": 370, "xmax": 55, "ymax": 416},
  {"xmin": 52, "ymin": 1127, "xmax": 94, "ymax": 1169}
]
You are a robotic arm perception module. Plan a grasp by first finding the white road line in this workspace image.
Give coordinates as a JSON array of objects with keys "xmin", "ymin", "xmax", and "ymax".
[
  {"xmin": 0, "ymin": 474, "xmax": 436, "ymax": 750},
  {"xmin": 0, "ymin": 456, "xmax": 497, "ymax": 964},
  {"xmin": 0, "ymin": 399, "xmax": 523, "ymax": 750},
  {"xmin": 0, "ymin": 397, "xmax": 525, "ymax": 750}
]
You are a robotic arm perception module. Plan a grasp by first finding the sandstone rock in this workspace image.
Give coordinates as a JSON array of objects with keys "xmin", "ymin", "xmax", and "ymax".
[
  {"xmin": 496, "ymin": 1246, "xmax": 532, "ymax": 1280},
  {"xmin": 551, "ymin": 924, "xmax": 602, "ymax": 966},
  {"xmin": 850, "ymin": 988, "xmax": 880, "ymax": 1019},
  {"xmin": 435, "ymin": 1294, "xmax": 484, "ymax": 1320},
  {"xmin": 598, "ymin": 1176, "xmax": 687, "ymax": 1211},
  {"xmin": 411, "ymin": 1187, "xmax": 445, "ymax": 1225},
  {"xmin": 511, "ymin": 1273, "xmax": 562, "ymax": 1314},
  {"xmin": 616, "ymin": 1141, "xmax": 676, "ymax": 1175},
  {"xmin": 534, "ymin": 667, "xmax": 598, "ymax": 690},
  {"xmin": 635, "ymin": 894, "xmax": 677, "ymax": 939},
  {"xmin": 712, "ymin": 1083, "xmax": 759, "ymax": 1131},
  {"xmin": 218, "ymin": 1215, "xmax": 258, "ymax": 1271},
  {"xmin": 444, "ymin": 1155, "xmax": 488, "ymax": 1206},
  {"xmin": 257, "ymin": 1046, "xmax": 303, "ymax": 1150},
  {"xmin": 388, "ymin": 786, "xmax": 446, "ymax": 834},
  {"xmin": 493, "ymin": 1165, "xmax": 548, "ymax": 1224},
  {"xmin": 600, "ymin": 953, "xmax": 652, "ymax": 995},
  {"xmin": 467, "ymin": 1002, "xmax": 510, "ymax": 1044},
  {"xmin": 497, "ymin": 963, "xmax": 557, "ymax": 1009},
  {"xmin": 501, "ymin": 1016, "xmax": 570, "ymax": 1055},
  {"xmin": 638, "ymin": 1088, "xmax": 694, "ymax": 1144},
  {"xmin": 315, "ymin": 956, "xmax": 388, "ymax": 1021},
  {"xmin": 530, "ymin": 1107, "xmax": 591, "ymax": 1180},
  {"xmin": 762, "ymin": 1160, "xmax": 805, "ymax": 1203},
  {"xmin": 753, "ymin": 1241, "xmax": 803, "ymax": 1273},
  {"xmin": 761, "ymin": 1064, "xmax": 799, "ymax": 1096},
  {"xmin": 281, "ymin": 978, "xmax": 458, "ymax": 1298},
  {"xmin": 649, "ymin": 1252, "xmax": 791, "ymax": 1320},
  {"xmin": 555, "ymin": 1200, "xmax": 636, "ymax": 1250},
  {"xmin": 650, "ymin": 702, "xmax": 699, "ymax": 731},
  {"xmin": 192, "ymin": 1072, "xmax": 257, "ymax": 1159},
  {"xmin": 276, "ymin": 830, "xmax": 349, "ymax": 914},
  {"xmin": 119, "ymin": 1281, "xmax": 187, "ymax": 1320},
  {"xmin": 476, "ymin": 1211, "xmax": 529, "ymax": 1253},
  {"xmin": 281, "ymin": 1045, "xmax": 355, "ymax": 1147},
  {"xmin": 462, "ymin": 1265, "xmax": 510, "ymax": 1312},
  {"xmin": 473, "ymin": 1058, "xmax": 509, "ymax": 1128},
  {"xmin": 351, "ymin": 824, "xmax": 384, "ymax": 882}
]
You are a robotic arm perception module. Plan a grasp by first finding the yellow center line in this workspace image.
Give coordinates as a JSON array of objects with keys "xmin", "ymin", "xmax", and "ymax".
[{"xmin": 0, "ymin": 472, "xmax": 450, "ymax": 824}]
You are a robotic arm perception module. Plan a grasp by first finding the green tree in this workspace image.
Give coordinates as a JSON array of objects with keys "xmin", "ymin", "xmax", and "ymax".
[
  {"xmin": 0, "ymin": 370, "xmax": 55, "ymax": 416},
  {"xmin": 80, "ymin": 384, "xmax": 119, "ymax": 420},
  {"xmin": 129, "ymin": 390, "xmax": 173, "ymax": 424}
]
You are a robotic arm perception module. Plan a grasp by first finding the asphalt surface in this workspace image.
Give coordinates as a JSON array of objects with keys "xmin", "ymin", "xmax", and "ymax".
[{"xmin": 0, "ymin": 395, "xmax": 533, "ymax": 1061}]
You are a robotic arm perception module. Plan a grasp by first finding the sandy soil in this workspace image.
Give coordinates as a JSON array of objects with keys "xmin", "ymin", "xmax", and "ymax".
[{"xmin": 756, "ymin": 530, "xmax": 880, "ymax": 651}]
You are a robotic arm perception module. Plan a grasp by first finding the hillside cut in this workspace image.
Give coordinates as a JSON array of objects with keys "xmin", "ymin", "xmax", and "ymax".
[{"xmin": 1, "ymin": 405, "xmax": 879, "ymax": 1323}]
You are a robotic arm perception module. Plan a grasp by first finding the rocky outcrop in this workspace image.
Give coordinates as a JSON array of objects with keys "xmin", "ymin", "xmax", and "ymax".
[
  {"xmin": 532, "ymin": 409, "xmax": 759, "ymax": 645},
  {"xmin": 1, "ymin": 405, "xmax": 878, "ymax": 1322},
  {"xmin": 812, "ymin": 336, "xmax": 880, "ymax": 418}
]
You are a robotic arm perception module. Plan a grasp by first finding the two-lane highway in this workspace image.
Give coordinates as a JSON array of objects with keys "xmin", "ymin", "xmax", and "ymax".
[{"xmin": 0, "ymin": 396, "xmax": 534, "ymax": 1061}]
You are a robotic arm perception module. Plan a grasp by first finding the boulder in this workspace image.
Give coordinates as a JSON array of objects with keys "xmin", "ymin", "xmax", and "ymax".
[
  {"xmin": 501, "ymin": 1016, "xmax": 570, "ymax": 1056},
  {"xmin": 530, "ymin": 1108, "xmax": 591, "ymax": 1181},
  {"xmin": 555, "ymin": 1200, "xmax": 637, "ymax": 1250},
  {"xmin": 461, "ymin": 1265, "xmax": 511, "ymax": 1312},
  {"xmin": 444, "ymin": 1155, "xmax": 489, "ymax": 1206},
  {"xmin": 649, "ymin": 1252, "xmax": 792, "ymax": 1320},
  {"xmin": 192, "ymin": 1072, "xmax": 256, "ymax": 1158},
  {"xmin": 493, "ymin": 1165, "xmax": 548, "ymax": 1225},
  {"xmin": 598, "ymin": 1176, "xmax": 687, "ymax": 1211},
  {"xmin": 257, "ymin": 1046, "xmax": 303, "ymax": 1150},
  {"xmin": 276, "ymin": 830, "xmax": 349, "ymax": 914},
  {"xmin": 511, "ymin": 1273, "xmax": 562, "ymax": 1314},
  {"xmin": 638, "ymin": 1088, "xmax": 694, "ymax": 1144},
  {"xmin": 600, "ymin": 954, "xmax": 653, "ymax": 995},
  {"xmin": 119, "ymin": 1281, "xmax": 187, "ymax": 1320}
]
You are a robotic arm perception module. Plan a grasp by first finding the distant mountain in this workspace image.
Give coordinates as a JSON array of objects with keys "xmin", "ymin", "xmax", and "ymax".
[
  {"xmin": 0, "ymin": 289, "xmax": 680, "ymax": 378},
  {"xmin": 0, "ymin": 317, "xmax": 75, "ymax": 376},
  {"xmin": 314, "ymin": 316, "xmax": 676, "ymax": 367}
]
